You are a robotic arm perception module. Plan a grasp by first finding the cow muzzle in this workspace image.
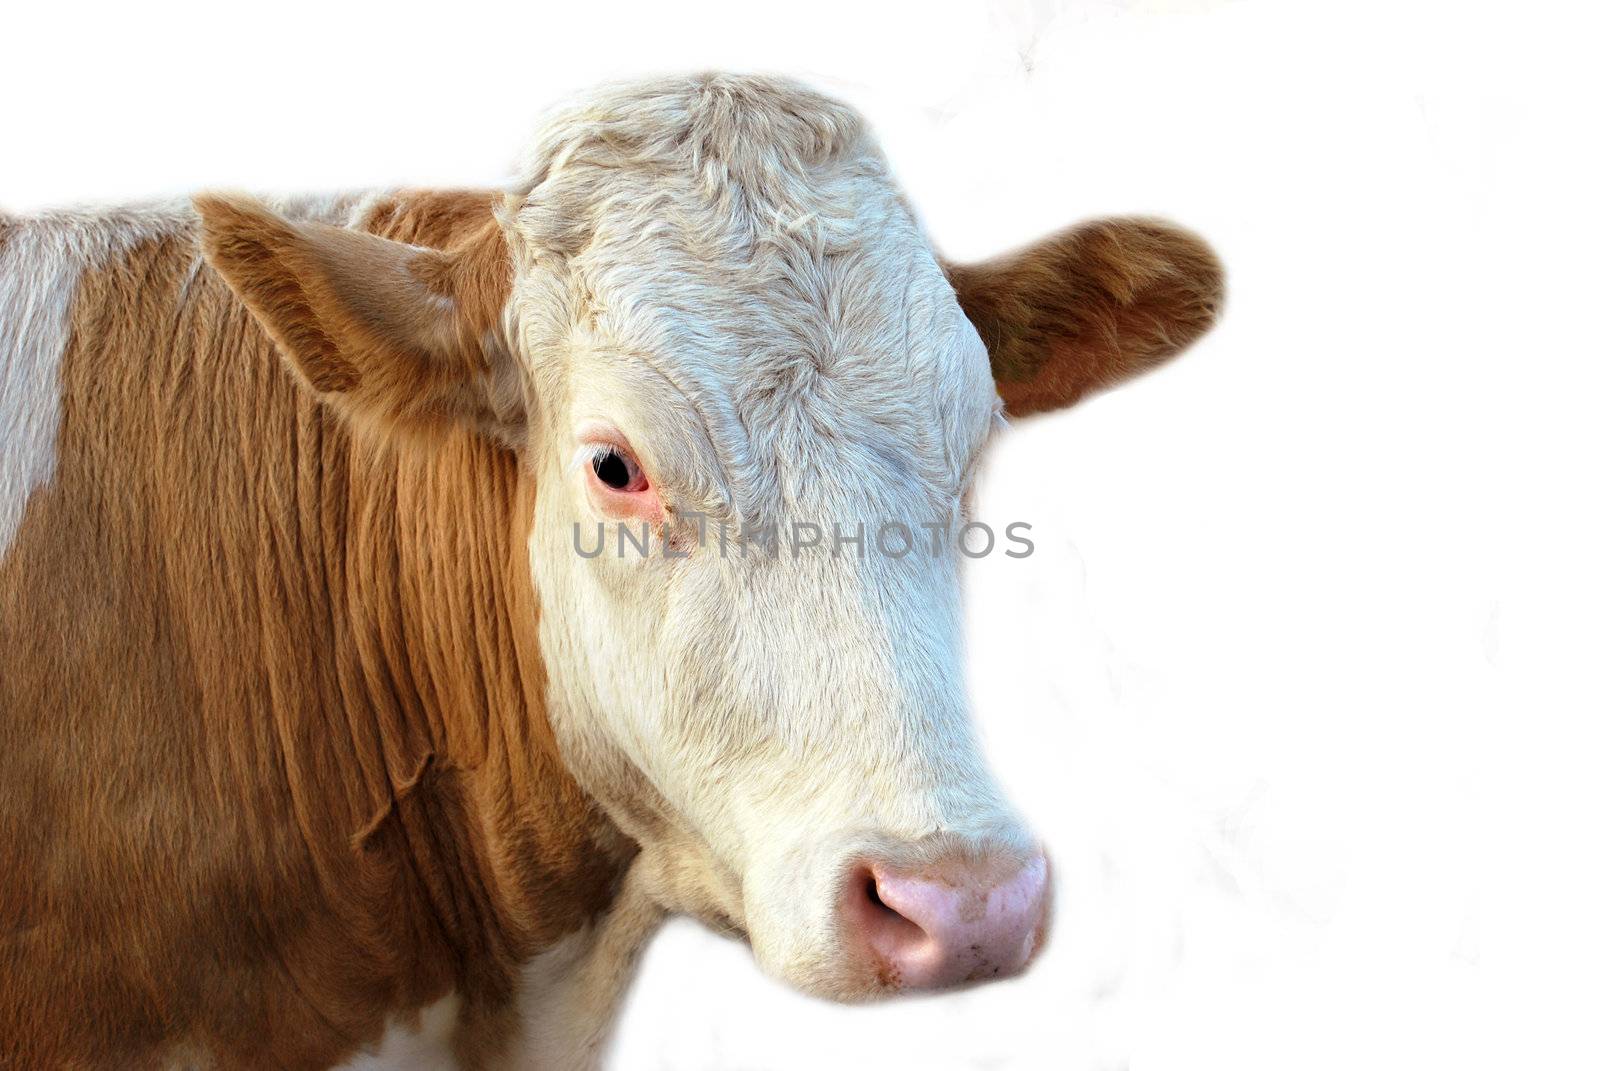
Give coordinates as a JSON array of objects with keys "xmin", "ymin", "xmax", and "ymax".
[{"xmin": 840, "ymin": 847, "xmax": 1050, "ymax": 991}]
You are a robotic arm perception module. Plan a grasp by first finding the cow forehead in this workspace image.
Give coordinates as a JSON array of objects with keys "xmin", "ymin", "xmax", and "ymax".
[
  {"xmin": 509, "ymin": 74, "xmax": 1000, "ymax": 515},
  {"xmin": 562, "ymin": 223, "xmax": 997, "ymax": 524}
]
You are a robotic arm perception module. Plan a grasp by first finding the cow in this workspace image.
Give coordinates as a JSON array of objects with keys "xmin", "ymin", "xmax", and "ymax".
[{"xmin": 0, "ymin": 74, "xmax": 1222, "ymax": 1068}]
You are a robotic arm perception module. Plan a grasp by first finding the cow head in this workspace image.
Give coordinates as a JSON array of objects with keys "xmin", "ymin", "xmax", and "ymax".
[{"xmin": 196, "ymin": 75, "xmax": 1221, "ymax": 1001}]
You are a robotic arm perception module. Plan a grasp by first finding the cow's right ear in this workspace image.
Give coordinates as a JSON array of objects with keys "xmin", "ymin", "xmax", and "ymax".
[{"xmin": 195, "ymin": 194, "xmax": 522, "ymax": 446}]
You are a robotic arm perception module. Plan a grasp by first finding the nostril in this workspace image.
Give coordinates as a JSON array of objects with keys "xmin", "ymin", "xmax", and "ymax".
[
  {"xmin": 852, "ymin": 865, "xmax": 928, "ymax": 947},
  {"xmin": 863, "ymin": 870, "xmax": 886, "ymax": 911}
]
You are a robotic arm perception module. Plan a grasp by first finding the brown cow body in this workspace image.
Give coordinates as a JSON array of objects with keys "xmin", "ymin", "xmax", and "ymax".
[{"xmin": 0, "ymin": 192, "xmax": 626, "ymax": 1068}]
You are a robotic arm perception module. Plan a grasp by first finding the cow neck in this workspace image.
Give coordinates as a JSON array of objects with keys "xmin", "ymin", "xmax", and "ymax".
[{"xmin": 0, "ymin": 195, "xmax": 624, "ymax": 1066}]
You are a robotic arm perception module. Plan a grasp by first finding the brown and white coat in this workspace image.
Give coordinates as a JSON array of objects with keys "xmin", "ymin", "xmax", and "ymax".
[{"xmin": 0, "ymin": 74, "xmax": 1221, "ymax": 1069}]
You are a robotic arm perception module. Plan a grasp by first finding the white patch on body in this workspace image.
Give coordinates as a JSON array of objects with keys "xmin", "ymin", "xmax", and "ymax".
[
  {"xmin": 1, "ymin": 219, "xmax": 82, "ymax": 555},
  {"xmin": 507, "ymin": 863, "xmax": 666, "ymax": 1071},
  {"xmin": 333, "ymin": 993, "xmax": 462, "ymax": 1071}
]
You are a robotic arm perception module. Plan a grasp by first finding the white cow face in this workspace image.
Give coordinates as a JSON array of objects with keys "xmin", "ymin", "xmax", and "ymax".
[
  {"xmin": 503, "ymin": 76, "xmax": 1220, "ymax": 998},
  {"xmin": 515, "ymin": 171, "xmax": 1025, "ymax": 996},
  {"xmin": 196, "ymin": 73, "xmax": 1221, "ymax": 1001}
]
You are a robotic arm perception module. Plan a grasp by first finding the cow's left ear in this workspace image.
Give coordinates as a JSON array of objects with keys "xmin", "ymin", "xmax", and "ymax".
[
  {"xmin": 195, "ymin": 193, "xmax": 522, "ymax": 446},
  {"xmin": 944, "ymin": 217, "xmax": 1224, "ymax": 418}
]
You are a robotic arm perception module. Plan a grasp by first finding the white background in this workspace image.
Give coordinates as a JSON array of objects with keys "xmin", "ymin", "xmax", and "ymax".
[{"xmin": 7, "ymin": 1, "xmax": 1598, "ymax": 1067}]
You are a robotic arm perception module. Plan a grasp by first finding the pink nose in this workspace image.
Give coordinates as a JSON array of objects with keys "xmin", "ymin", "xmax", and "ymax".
[{"xmin": 845, "ymin": 850, "xmax": 1050, "ymax": 991}]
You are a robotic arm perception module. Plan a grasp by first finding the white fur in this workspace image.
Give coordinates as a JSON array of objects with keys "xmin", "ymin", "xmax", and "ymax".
[
  {"xmin": 1, "ymin": 220, "xmax": 81, "ymax": 555},
  {"xmin": 511, "ymin": 75, "xmax": 1030, "ymax": 1002},
  {"xmin": 333, "ymin": 993, "xmax": 462, "ymax": 1071},
  {"xmin": 508, "ymin": 864, "xmax": 666, "ymax": 1070}
]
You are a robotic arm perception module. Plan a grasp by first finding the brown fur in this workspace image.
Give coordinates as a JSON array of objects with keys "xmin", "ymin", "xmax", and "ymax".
[
  {"xmin": 194, "ymin": 191, "xmax": 520, "ymax": 446},
  {"xmin": 0, "ymin": 191, "xmax": 625, "ymax": 1069},
  {"xmin": 945, "ymin": 217, "xmax": 1224, "ymax": 416}
]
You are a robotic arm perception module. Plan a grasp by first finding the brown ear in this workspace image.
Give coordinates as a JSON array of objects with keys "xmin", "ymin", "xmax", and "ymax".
[
  {"xmin": 194, "ymin": 193, "xmax": 521, "ymax": 444},
  {"xmin": 945, "ymin": 217, "xmax": 1223, "ymax": 418}
]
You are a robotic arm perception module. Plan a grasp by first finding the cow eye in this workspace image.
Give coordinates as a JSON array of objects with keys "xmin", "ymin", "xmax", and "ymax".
[
  {"xmin": 593, "ymin": 451, "xmax": 628, "ymax": 489},
  {"xmin": 591, "ymin": 447, "xmax": 647, "ymax": 493}
]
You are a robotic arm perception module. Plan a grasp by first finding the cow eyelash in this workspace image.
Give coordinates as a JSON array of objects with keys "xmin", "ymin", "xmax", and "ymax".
[{"xmin": 571, "ymin": 442, "xmax": 616, "ymax": 471}]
